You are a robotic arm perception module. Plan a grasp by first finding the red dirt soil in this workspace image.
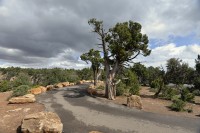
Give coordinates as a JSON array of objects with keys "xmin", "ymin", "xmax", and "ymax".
[
  {"xmin": 0, "ymin": 91, "xmax": 45, "ymax": 133},
  {"xmin": 111, "ymin": 87, "xmax": 200, "ymax": 118}
]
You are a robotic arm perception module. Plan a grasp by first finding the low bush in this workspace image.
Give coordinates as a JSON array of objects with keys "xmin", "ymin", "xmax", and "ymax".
[
  {"xmin": 12, "ymin": 73, "xmax": 32, "ymax": 87},
  {"xmin": 0, "ymin": 80, "xmax": 12, "ymax": 92},
  {"xmin": 129, "ymin": 83, "xmax": 140, "ymax": 95},
  {"xmin": 170, "ymin": 98, "xmax": 185, "ymax": 112},
  {"xmin": 193, "ymin": 89, "xmax": 200, "ymax": 96},
  {"xmin": 116, "ymin": 82, "xmax": 126, "ymax": 96},
  {"xmin": 181, "ymin": 88, "xmax": 195, "ymax": 102},
  {"xmin": 12, "ymin": 85, "xmax": 30, "ymax": 97},
  {"xmin": 150, "ymin": 80, "xmax": 159, "ymax": 89},
  {"xmin": 161, "ymin": 87, "xmax": 178, "ymax": 100}
]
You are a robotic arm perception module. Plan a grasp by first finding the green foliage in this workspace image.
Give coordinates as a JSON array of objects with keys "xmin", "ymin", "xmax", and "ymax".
[
  {"xmin": 106, "ymin": 21, "xmax": 151, "ymax": 63},
  {"xmin": 161, "ymin": 87, "xmax": 178, "ymax": 100},
  {"xmin": 181, "ymin": 88, "xmax": 194, "ymax": 102},
  {"xmin": 150, "ymin": 80, "xmax": 159, "ymax": 89},
  {"xmin": 12, "ymin": 73, "xmax": 32, "ymax": 87},
  {"xmin": 166, "ymin": 58, "xmax": 192, "ymax": 84},
  {"xmin": 195, "ymin": 54, "xmax": 200, "ymax": 73},
  {"xmin": 77, "ymin": 68, "xmax": 93, "ymax": 80},
  {"xmin": 116, "ymin": 82, "xmax": 126, "ymax": 96},
  {"xmin": 129, "ymin": 84, "xmax": 140, "ymax": 95},
  {"xmin": 131, "ymin": 63, "xmax": 148, "ymax": 85},
  {"xmin": 88, "ymin": 18, "xmax": 151, "ymax": 99},
  {"xmin": 170, "ymin": 98, "xmax": 186, "ymax": 112},
  {"xmin": 12, "ymin": 85, "xmax": 30, "ymax": 97},
  {"xmin": 153, "ymin": 78, "xmax": 165, "ymax": 97},
  {"xmin": 80, "ymin": 49, "xmax": 103, "ymax": 86},
  {"xmin": 148, "ymin": 66, "xmax": 164, "ymax": 85},
  {"xmin": 194, "ymin": 76, "xmax": 200, "ymax": 90},
  {"xmin": 124, "ymin": 70, "xmax": 140, "ymax": 95},
  {"xmin": 193, "ymin": 89, "xmax": 200, "ymax": 96},
  {"xmin": 0, "ymin": 80, "xmax": 12, "ymax": 92}
]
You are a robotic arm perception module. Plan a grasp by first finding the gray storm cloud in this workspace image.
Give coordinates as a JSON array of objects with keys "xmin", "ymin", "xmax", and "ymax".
[{"xmin": 0, "ymin": 0, "xmax": 199, "ymax": 68}]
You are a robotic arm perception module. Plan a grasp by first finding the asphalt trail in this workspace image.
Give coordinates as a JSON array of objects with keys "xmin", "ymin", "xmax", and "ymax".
[{"xmin": 37, "ymin": 84, "xmax": 200, "ymax": 133}]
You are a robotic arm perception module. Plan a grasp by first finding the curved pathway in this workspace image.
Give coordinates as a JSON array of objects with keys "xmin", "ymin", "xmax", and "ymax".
[{"xmin": 37, "ymin": 84, "xmax": 200, "ymax": 133}]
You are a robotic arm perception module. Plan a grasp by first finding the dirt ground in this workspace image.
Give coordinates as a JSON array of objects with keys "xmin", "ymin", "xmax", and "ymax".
[
  {"xmin": 0, "ymin": 91, "xmax": 45, "ymax": 133},
  {"xmin": 110, "ymin": 86, "xmax": 200, "ymax": 118}
]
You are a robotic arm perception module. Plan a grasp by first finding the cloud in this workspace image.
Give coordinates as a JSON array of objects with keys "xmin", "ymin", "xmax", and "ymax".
[
  {"xmin": 0, "ymin": 0, "xmax": 199, "ymax": 69},
  {"xmin": 135, "ymin": 44, "xmax": 200, "ymax": 68}
]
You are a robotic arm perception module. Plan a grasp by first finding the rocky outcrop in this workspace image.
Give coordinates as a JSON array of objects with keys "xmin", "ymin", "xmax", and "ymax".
[
  {"xmin": 127, "ymin": 95, "xmax": 142, "ymax": 109},
  {"xmin": 9, "ymin": 94, "xmax": 36, "ymax": 104},
  {"xmin": 21, "ymin": 111, "xmax": 63, "ymax": 133},
  {"xmin": 54, "ymin": 83, "xmax": 63, "ymax": 88},
  {"xmin": 29, "ymin": 86, "xmax": 47, "ymax": 95},
  {"xmin": 46, "ymin": 85, "xmax": 54, "ymax": 90}
]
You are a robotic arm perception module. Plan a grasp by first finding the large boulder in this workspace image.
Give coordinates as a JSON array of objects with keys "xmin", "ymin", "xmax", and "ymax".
[
  {"xmin": 21, "ymin": 111, "xmax": 63, "ymax": 133},
  {"xmin": 46, "ymin": 85, "xmax": 54, "ymax": 90},
  {"xmin": 89, "ymin": 131, "xmax": 103, "ymax": 133},
  {"xmin": 40, "ymin": 86, "xmax": 47, "ymax": 93},
  {"xmin": 77, "ymin": 80, "xmax": 84, "ymax": 84},
  {"xmin": 29, "ymin": 86, "xmax": 47, "ymax": 95},
  {"xmin": 62, "ymin": 82, "xmax": 70, "ymax": 87},
  {"xmin": 87, "ymin": 84, "xmax": 97, "ymax": 96},
  {"xmin": 127, "ymin": 95, "xmax": 142, "ymax": 109},
  {"xmin": 54, "ymin": 83, "xmax": 63, "ymax": 88},
  {"xmin": 69, "ymin": 83, "xmax": 75, "ymax": 86},
  {"xmin": 9, "ymin": 94, "xmax": 36, "ymax": 104}
]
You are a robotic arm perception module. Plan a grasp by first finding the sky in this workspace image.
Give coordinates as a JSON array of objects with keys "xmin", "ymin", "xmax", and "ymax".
[{"xmin": 0, "ymin": 0, "xmax": 199, "ymax": 69}]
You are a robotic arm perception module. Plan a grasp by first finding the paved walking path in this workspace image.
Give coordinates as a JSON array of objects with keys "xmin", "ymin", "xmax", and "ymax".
[{"xmin": 37, "ymin": 84, "xmax": 200, "ymax": 133}]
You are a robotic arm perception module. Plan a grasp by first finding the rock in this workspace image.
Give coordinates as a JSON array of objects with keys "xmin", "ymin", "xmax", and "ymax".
[
  {"xmin": 89, "ymin": 131, "xmax": 103, "ymax": 133},
  {"xmin": 7, "ymin": 108, "xmax": 22, "ymax": 112},
  {"xmin": 87, "ymin": 85, "xmax": 97, "ymax": 96},
  {"xmin": 54, "ymin": 83, "xmax": 63, "ymax": 88},
  {"xmin": 69, "ymin": 83, "xmax": 75, "ymax": 86},
  {"xmin": 9, "ymin": 94, "xmax": 36, "ymax": 104},
  {"xmin": 127, "ymin": 95, "xmax": 142, "ymax": 109},
  {"xmin": 29, "ymin": 86, "xmax": 47, "ymax": 95},
  {"xmin": 46, "ymin": 85, "xmax": 54, "ymax": 90},
  {"xmin": 21, "ymin": 111, "xmax": 63, "ymax": 133},
  {"xmin": 77, "ymin": 81, "xmax": 83, "ymax": 84},
  {"xmin": 40, "ymin": 86, "xmax": 47, "ymax": 92},
  {"xmin": 23, "ymin": 108, "xmax": 31, "ymax": 112},
  {"xmin": 62, "ymin": 82, "xmax": 70, "ymax": 87},
  {"xmin": 10, "ymin": 76, "xmax": 17, "ymax": 81}
]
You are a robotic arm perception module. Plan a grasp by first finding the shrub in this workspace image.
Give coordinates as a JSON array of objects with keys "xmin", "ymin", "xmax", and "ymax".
[
  {"xmin": 12, "ymin": 85, "xmax": 30, "ymax": 97},
  {"xmin": 116, "ymin": 82, "xmax": 126, "ymax": 96},
  {"xmin": 129, "ymin": 83, "xmax": 140, "ymax": 95},
  {"xmin": 161, "ymin": 87, "xmax": 178, "ymax": 100},
  {"xmin": 125, "ymin": 70, "xmax": 140, "ymax": 95},
  {"xmin": 193, "ymin": 89, "xmax": 200, "ymax": 96},
  {"xmin": 181, "ymin": 88, "xmax": 195, "ymax": 102},
  {"xmin": 0, "ymin": 80, "xmax": 12, "ymax": 92},
  {"xmin": 170, "ymin": 98, "xmax": 185, "ymax": 112},
  {"xmin": 150, "ymin": 80, "xmax": 159, "ymax": 89},
  {"xmin": 12, "ymin": 73, "xmax": 32, "ymax": 87}
]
